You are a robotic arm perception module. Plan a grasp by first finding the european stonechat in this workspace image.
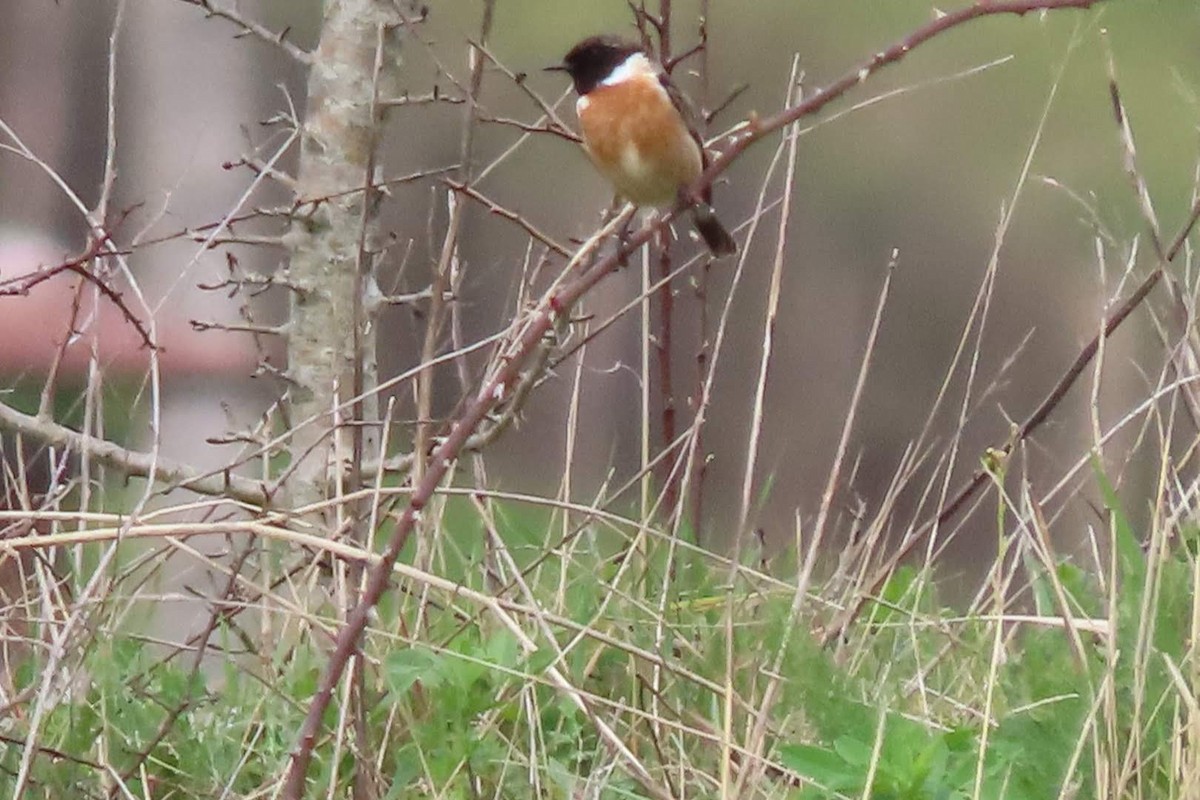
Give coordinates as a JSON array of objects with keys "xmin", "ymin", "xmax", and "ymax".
[{"xmin": 547, "ymin": 35, "xmax": 737, "ymax": 256}]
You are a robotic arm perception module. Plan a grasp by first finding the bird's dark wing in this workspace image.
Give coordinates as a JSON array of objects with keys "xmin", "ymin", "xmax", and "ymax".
[{"xmin": 657, "ymin": 71, "xmax": 713, "ymax": 204}]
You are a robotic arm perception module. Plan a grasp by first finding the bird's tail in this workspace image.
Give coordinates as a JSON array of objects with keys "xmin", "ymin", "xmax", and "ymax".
[{"xmin": 691, "ymin": 204, "xmax": 737, "ymax": 256}]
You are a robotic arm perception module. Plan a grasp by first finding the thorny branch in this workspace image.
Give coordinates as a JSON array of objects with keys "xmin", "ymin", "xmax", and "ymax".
[
  {"xmin": 0, "ymin": 231, "xmax": 154, "ymax": 350},
  {"xmin": 696, "ymin": 0, "xmax": 1106, "ymax": 197},
  {"xmin": 179, "ymin": 0, "xmax": 311, "ymax": 63},
  {"xmin": 823, "ymin": 11, "xmax": 1190, "ymax": 644},
  {"xmin": 287, "ymin": 7, "xmax": 1123, "ymax": 794}
]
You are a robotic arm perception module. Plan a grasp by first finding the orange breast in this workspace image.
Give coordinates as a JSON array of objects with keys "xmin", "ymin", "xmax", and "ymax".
[{"xmin": 577, "ymin": 76, "xmax": 703, "ymax": 207}]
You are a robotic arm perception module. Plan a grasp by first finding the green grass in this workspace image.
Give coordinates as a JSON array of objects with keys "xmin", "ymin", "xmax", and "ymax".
[{"xmin": 4, "ymin": 460, "xmax": 1198, "ymax": 799}]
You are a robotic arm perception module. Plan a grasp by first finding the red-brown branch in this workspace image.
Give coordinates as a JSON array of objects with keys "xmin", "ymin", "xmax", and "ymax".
[
  {"xmin": 695, "ymin": 0, "xmax": 1104, "ymax": 196},
  {"xmin": 0, "ymin": 233, "xmax": 153, "ymax": 350},
  {"xmin": 282, "ymin": 1, "xmax": 1109, "ymax": 794}
]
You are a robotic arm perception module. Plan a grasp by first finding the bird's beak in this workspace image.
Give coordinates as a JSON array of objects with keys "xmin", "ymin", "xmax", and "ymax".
[{"xmin": 544, "ymin": 63, "xmax": 568, "ymax": 73}]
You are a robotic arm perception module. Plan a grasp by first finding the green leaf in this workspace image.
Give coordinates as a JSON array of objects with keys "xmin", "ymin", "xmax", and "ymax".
[
  {"xmin": 383, "ymin": 648, "xmax": 443, "ymax": 694},
  {"xmin": 485, "ymin": 630, "xmax": 520, "ymax": 669},
  {"xmin": 833, "ymin": 735, "xmax": 873, "ymax": 768},
  {"xmin": 778, "ymin": 742, "xmax": 857, "ymax": 790}
]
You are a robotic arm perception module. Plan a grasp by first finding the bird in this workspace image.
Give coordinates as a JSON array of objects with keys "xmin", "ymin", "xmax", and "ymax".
[{"xmin": 546, "ymin": 35, "xmax": 737, "ymax": 256}]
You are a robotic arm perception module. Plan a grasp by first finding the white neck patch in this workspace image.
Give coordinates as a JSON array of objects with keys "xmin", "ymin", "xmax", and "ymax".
[{"xmin": 602, "ymin": 52, "xmax": 657, "ymax": 87}]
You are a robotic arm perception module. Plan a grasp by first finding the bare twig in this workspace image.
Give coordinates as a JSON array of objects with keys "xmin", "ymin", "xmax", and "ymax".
[
  {"xmin": 0, "ymin": 235, "xmax": 156, "ymax": 350},
  {"xmin": 0, "ymin": 401, "xmax": 270, "ymax": 506},
  {"xmin": 479, "ymin": 113, "xmax": 581, "ymax": 142},
  {"xmin": 470, "ymin": 38, "xmax": 577, "ymax": 139},
  {"xmin": 444, "ymin": 180, "xmax": 571, "ymax": 257},
  {"xmin": 178, "ymin": 0, "xmax": 311, "ymax": 64},
  {"xmin": 138, "ymin": 164, "xmax": 457, "ymax": 249}
]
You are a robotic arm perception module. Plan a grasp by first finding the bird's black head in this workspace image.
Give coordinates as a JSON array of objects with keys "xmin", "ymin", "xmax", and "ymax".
[{"xmin": 546, "ymin": 36, "xmax": 645, "ymax": 96}]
